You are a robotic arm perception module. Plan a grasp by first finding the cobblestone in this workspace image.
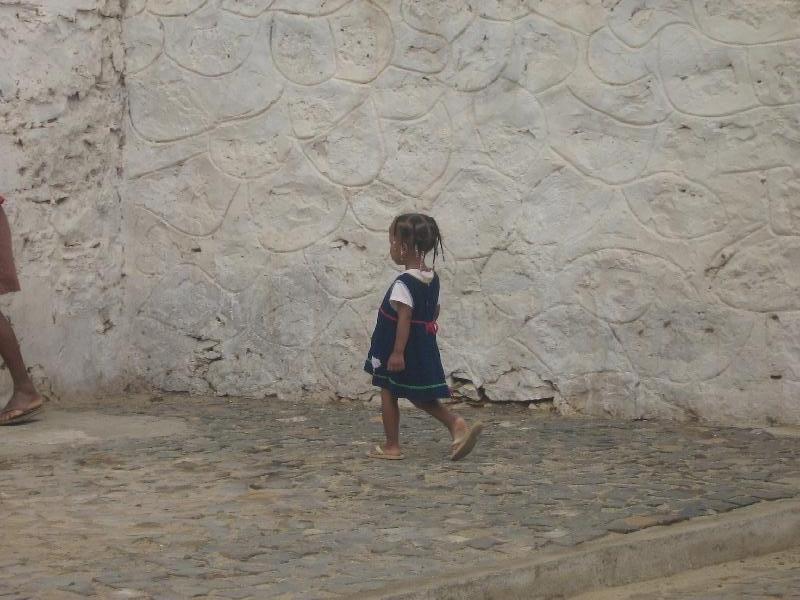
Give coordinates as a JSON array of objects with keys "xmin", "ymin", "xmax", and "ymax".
[{"xmin": 1, "ymin": 395, "xmax": 799, "ymax": 599}]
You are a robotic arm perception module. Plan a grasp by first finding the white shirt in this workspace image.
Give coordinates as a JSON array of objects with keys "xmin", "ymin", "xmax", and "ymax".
[{"xmin": 389, "ymin": 269, "xmax": 438, "ymax": 311}]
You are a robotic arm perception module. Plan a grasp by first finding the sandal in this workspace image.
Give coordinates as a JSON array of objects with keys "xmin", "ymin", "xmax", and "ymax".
[
  {"xmin": 450, "ymin": 422, "xmax": 483, "ymax": 461},
  {"xmin": 0, "ymin": 403, "xmax": 43, "ymax": 426},
  {"xmin": 367, "ymin": 445, "xmax": 404, "ymax": 460}
]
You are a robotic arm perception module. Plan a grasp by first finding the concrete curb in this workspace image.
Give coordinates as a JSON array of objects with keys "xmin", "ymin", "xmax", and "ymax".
[{"xmin": 356, "ymin": 498, "xmax": 800, "ymax": 600}]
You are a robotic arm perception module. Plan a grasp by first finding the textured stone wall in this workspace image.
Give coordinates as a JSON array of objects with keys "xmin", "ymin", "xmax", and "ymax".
[
  {"xmin": 0, "ymin": 0, "xmax": 126, "ymax": 398},
  {"xmin": 121, "ymin": 0, "xmax": 798, "ymax": 425}
]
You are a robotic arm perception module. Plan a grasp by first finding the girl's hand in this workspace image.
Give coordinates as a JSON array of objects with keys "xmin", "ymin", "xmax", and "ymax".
[{"xmin": 387, "ymin": 352, "xmax": 405, "ymax": 372}]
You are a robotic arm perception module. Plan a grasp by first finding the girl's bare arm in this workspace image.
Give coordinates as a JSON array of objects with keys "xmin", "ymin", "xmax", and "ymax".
[{"xmin": 388, "ymin": 304, "xmax": 412, "ymax": 372}]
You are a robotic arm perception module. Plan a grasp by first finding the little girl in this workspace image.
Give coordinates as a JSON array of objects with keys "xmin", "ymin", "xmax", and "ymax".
[{"xmin": 364, "ymin": 213, "xmax": 483, "ymax": 461}]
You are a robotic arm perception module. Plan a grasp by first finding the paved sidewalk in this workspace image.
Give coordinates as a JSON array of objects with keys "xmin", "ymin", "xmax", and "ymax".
[
  {"xmin": 578, "ymin": 547, "xmax": 800, "ymax": 599},
  {"xmin": 1, "ymin": 395, "xmax": 799, "ymax": 599}
]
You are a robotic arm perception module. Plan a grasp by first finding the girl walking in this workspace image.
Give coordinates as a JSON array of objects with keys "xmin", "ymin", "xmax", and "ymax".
[{"xmin": 364, "ymin": 213, "xmax": 482, "ymax": 461}]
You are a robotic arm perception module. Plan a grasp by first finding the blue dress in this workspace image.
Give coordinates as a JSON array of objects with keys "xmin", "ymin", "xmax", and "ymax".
[{"xmin": 364, "ymin": 272, "xmax": 450, "ymax": 402}]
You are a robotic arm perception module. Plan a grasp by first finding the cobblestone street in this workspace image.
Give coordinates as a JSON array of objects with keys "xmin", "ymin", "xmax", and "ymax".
[{"xmin": 1, "ymin": 396, "xmax": 799, "ymax": 599}]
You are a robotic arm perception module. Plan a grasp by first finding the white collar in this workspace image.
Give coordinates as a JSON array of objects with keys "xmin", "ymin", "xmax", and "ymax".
[{"xmin": 402, "ymin": 268, "xmax": 434, "ymax": 283}]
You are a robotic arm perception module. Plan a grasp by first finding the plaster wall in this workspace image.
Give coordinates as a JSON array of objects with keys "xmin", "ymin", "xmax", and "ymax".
[
  {"xmin": 0, "ymin": 0, "xmax": 126, "ymax": 399},
  {"xmin": 5, "ymin": 0, "xmax": 800, "ymax": 425}
]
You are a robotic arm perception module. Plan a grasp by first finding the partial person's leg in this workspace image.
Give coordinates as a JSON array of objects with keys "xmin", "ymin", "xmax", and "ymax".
[
  {"xmin": 0, "ymin": 202, "xmax": 42, "ymax": 425},
  {"xmin": 0, "ymin": 309, "xmax": 42, "ymax": 424},
  {"xmin": 412, "ymin": 399, "xmax": 467, "ymax": 441},
  {"xmin": 378, "ymin": 388, "xmax": 402, "ymax": 456},
  {"xmin": 412, "ymin": 399, "xmax": 483, "ymax": 461}
]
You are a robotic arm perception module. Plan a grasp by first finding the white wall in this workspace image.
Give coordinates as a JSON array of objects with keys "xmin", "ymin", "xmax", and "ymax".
[{"xmin": 6, "ymin": 0, "xmax": 800, "ymax": 425}]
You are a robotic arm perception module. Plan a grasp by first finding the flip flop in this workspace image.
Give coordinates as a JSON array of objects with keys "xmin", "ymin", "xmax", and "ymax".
[
  {"xmin": 450, "ymin": 422, "xmax": 484, "ymax": 461},
  {"xmin": 367, "ymin": 445, "xmax": 404, "ymax": 460},
  {"xmin": 0, "ymin": 403, "xmax": 43, "ymax": 426}
]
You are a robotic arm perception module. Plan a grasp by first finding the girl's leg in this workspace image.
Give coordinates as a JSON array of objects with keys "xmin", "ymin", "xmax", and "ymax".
[
  {"xmin": 380, "ymin": 388, "xmax": 402, "ymax": 456},
  {"xmin": 0, "ymin": 309, "xmax": 42, "ymax": 421},
  {"xmin": 412, "ymin": 399, "xmax": 468, "ymax": 441}
]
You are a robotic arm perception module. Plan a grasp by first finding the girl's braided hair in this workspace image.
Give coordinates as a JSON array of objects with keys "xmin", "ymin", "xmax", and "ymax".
[{"xmin": 391, "ymin": 213, "xmax": 444, "ymax": 265}]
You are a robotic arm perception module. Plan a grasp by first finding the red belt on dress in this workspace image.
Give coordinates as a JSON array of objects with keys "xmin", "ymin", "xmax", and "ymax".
[{"xmin": 379, "ymin": 307, "xmax": 439, "ymax": 335}]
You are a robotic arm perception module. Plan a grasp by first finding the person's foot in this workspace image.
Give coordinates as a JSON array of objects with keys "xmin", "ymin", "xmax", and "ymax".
[
  {"xmin": 0, "ymin": 388, "xmax": 43, "ymax": 425},
  {"xmin": 367, "ymin": 444, "xmax": 404, "ymax": 460},
  {"xmin": 450, "ymin": 416, "xmax": 468, "ymax": 444},
  {"xmin": 450, "ymin": 421, "xmax": 483, "ymax": 461},
  {"xmin": 379, "ymin": 443, "xmax": 402, "ymax": 457}
]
